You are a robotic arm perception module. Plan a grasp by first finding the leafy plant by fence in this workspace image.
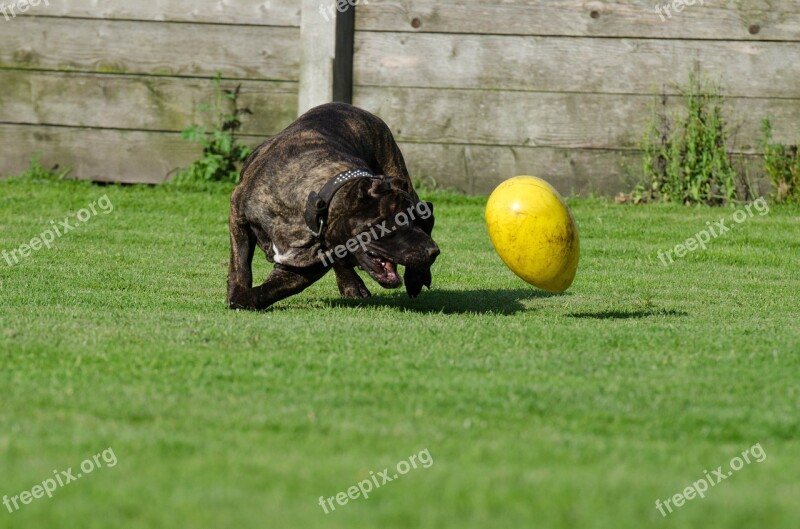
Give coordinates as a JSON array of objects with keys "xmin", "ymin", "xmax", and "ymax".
[
  {"xmin": 638, "ymin": 72, "xmax": 739, "ymax": 206},
  {"xmin": 8, "ymin": 153, "xmax": 71, "ymax": 182},
  {"xmin": 172, "ymin": 74, "xmax": 253, "ymax": 185},
  {"xmin": 760, "ymin": 118, "xmax": 799, "ymax": 204}
]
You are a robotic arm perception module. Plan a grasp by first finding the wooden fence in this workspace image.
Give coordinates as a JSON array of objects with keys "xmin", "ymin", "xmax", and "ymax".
[
  {"xmin": 2, "ymin": 0, "xmax": 799, "ymax": 194},
  {"xmin": 352, "ymin": 0, "xmax": 800, "ymax": 194},
  {"xmin": 0, "ymin": 0, "xmax": 301, "ymax": 183}
]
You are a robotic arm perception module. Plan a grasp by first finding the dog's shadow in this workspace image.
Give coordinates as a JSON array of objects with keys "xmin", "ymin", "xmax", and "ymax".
[{"xmin": 328, "ymin": 288, "xmax": 561, "ymax": 315}]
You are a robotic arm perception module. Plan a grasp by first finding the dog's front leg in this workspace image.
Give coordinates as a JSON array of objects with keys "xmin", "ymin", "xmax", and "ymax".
[
  {"xmin": 227, "ymin": 214, "xmax": 256, "ymax": 307},
  {"xmin": 230, "ymin": 264, "xmax": 328, "ymax": 311},
  {"xmin": 333, "ymin": 263, "xmax": 371, "ymax": 299}
]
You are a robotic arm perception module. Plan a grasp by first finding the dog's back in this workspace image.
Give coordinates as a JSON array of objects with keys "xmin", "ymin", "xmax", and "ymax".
[{"xmin": 240, "ymin": 103, "xmax": 396, "ymax": 190}]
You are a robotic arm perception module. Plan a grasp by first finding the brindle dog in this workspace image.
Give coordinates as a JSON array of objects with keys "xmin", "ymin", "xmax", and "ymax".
[{"xmin": 227, "ymin": 103, "xmax": 439, "ymax": 310}]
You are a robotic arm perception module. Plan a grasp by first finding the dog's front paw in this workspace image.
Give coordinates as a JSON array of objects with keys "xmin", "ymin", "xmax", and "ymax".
[
  {"xmin": 404, "ymin": 266, "xmax": 432, "ymax": 298},
  {"xmin": 340, "ymin": 282, "xmax": 372, "ymax": 299},
  {"xmin": 335, "ymin": 269, "xmax": 372, "ymax": 299},
  {"xmin": 227, "ymin": 282, "xmax": 266, "ymax": 311}
]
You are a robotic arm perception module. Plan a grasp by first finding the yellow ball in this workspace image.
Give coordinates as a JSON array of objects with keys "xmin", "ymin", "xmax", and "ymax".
[{"xmin": 485, "ymin": 176, "xmax": 580, "ymax": 293}]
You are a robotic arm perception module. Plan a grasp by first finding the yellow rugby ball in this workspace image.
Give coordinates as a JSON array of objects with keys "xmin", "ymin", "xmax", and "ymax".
[{"xmin": 485, "ymin": 176, "xmax": 580, "ymax": 293}]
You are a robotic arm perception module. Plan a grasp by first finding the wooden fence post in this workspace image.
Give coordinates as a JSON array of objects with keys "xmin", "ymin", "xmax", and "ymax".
[{"xmin": 298, "ymin": 0, "xmax": 355, "ymax": 115}]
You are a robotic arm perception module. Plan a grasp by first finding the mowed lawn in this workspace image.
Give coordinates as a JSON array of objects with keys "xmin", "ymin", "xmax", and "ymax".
[{"xmin": 0, "ymin": 177, "xmax": 798, "ymax": 529}]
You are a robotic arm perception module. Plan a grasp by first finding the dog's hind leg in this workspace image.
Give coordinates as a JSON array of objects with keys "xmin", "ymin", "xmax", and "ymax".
[{"xmin": 333, "ymin": 264, "xmax": 371, "ymax": 299}]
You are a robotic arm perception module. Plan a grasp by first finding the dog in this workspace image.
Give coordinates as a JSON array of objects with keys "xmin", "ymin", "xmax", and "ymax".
[{"xmin": 227, "ymin": 103, "xmax": 440, "ymax": 311}]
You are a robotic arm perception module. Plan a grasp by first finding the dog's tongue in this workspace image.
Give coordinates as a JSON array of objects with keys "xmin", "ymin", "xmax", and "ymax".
[{"xmin": 383, "ymin": 260, "xmax": 399, "ymax": 281}]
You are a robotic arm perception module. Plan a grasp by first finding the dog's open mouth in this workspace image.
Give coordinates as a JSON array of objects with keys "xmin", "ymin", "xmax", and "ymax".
[{"xmin": 359, "ymin": 251, "xmax": 402, "ymax": 288}]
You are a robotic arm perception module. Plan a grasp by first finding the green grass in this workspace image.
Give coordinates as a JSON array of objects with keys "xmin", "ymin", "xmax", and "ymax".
[{"xmin": 1, "ymin": 178, "xmax": 798, "ymax": 529}]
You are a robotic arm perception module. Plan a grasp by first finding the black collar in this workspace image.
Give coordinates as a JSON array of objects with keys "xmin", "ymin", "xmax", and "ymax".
[{"xmin": 304, "ymin": 170, "xmax": 381, "ymax": 239}]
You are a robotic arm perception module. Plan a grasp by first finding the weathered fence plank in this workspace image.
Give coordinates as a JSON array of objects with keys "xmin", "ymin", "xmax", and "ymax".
[
  {"xmin": 298, "ymin": 0, "xmax": 337, "ymax": 113},
  {"xmin": 0, "ymin": 125, "xmax": 202, "ymax": 184},
  {"xmin": 357, "ymin": 0, "xmax": 800, "ymax": 41},
  {"xmin": 399, "ymin": 142, "xmax": 640, "ymax": 195},
  {"xmin": 0, "ymin": 18, "xmax": 299, "ymax": 81},
  {"xmin": 21, "ymin": 0, "xmax": 301, "ymax": 26},
  {"xmin": 354, "ymin": 33, "xmax": 800, "ymax": 98},
  {"xmin": 0, "ymin": 71, "xmax": 297, "ymax": 136},
  {"xmin": 399, "ymin": 143, "xmax": 768, "ymax": 196},
  {"xmin": 297, "ymin": 0, "xmax": 355, "ymax": 114},
  {"xmin": 356, "ymin": 87, "xmax": 800, "ymax": 150}
]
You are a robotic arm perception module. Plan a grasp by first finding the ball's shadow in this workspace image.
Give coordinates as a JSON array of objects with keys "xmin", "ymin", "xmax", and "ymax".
[
  {"xmin": 328, "ymin": 288, "xmax": 563, "ymax": 315},
  {"xmin": 567, "ymin": 309, "xmax": 688, "ymax": 319}
]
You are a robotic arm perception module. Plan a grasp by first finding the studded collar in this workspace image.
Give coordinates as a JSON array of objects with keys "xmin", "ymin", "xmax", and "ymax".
[{"xmin": 303, "ymin": 169, "xmax": 381, "ymax": 240}]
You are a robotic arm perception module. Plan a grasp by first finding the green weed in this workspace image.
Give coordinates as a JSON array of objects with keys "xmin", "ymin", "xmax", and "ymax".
[
  {"xmin": 8, "ymin": 153, "xmax": 71, "ymax": 182},
  {"xmin": 759, "ymin": 118, "xmax": 800, "ymax": 203},
  {"xmin": 637, "ymin": 72, "xmax": 739, "ymax": 205},
  {"xmin": 173, "ymin": 73, "xmax": 253, "ymax": 185}
]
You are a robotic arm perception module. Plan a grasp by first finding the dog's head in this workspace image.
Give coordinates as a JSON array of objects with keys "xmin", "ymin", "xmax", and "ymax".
[{"xmin": 326, "ymin": 176, "xmax": 439, "ymax": 289}]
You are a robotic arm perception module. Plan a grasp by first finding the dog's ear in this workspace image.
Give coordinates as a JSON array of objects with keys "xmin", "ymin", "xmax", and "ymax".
[
  {"xmin": 386, "ymin": 176, "xmax": 413, "ymax": 195},
  {"xmin": 415, "ymin": 201, "xmax": 435, "ymax": 235}
]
